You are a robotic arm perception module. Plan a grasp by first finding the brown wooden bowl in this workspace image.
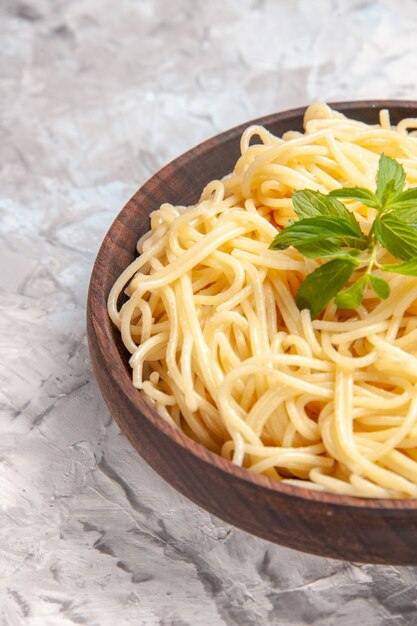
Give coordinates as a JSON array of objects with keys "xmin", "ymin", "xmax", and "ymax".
[{"xmin": 87, "ymin": 101, "xmax": 417, "ymax": 565}]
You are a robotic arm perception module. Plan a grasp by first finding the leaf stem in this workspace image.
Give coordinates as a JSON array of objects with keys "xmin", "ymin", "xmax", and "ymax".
[{"xmin": 365, "ymin": 244, "xmax": 379, "ymax": 278}]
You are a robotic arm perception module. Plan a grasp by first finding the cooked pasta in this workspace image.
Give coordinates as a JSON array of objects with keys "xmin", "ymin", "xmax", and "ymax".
[{"xmin": 108, "ymin": 103, "xmax": 417, "ymax": 498}]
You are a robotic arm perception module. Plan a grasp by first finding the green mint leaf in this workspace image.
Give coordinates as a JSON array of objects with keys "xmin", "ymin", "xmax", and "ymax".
[
  {"xmin": 376, "ymin": 154, "xmax": 406, "ymax": 206},
  {"xmin": 374, "ymin": 215, "xmax": 417, "ymax": 260},
  {"xmin": 292, "ymin": 190, "xmax": 362, "ymax": 233},
  {"xmin": 292, "ymin": 240, "xmax": 344, "ymax": 259},
  {"xmin": 381, "ymin": 258, "xmax": 417, "ymax": 277},
  {"xmin": 328, "ymin": 248, "xmax": 362, "ymax": 259},
  {"xmin": 368, "ymin": 274, "xmax": 390, "ymax": 299},
  {"xmin": 295, "ymin": 258, "xmax": 357, "ymax": 319},
  {"xmin": 269, "ymin": 216, "xmax": 367, "ymax": 257},
  {"xmin": 329, "ymin": 187, "xmax": 380, "ymax": 209},
  {"xmin": 390, "ymin": 205, "xmax": 417, "ymax": 229},
  {"xmin": 335, "ymin": 276, "xmax": 368, "ymax": 309},
  {"xmin": 387, "ymin": 187, "xmax": 417, "ymax": 212},
  {"xmin": 297, "ymin": 244, "xmax": 366, "ymax": 260},
  {"xmin": 302, "ymin": 247, "xmax": 363, "ymax": 261}
]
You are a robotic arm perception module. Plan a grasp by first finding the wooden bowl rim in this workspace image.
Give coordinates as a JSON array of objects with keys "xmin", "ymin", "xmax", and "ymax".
[{"xmin": 88, "ymin": 99, "xmax": 417, "ymax": 512}]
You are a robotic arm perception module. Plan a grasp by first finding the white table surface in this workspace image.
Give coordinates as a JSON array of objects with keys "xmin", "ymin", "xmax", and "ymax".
[{"xmin": 2, "ymin": 0, "xmax": 417, "ymax": 623}]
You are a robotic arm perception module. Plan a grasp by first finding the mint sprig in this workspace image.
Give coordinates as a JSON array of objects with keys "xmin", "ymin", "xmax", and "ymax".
[{"xmin": 269, "ymin": 154, "xmax": 417, "ymax": 319}]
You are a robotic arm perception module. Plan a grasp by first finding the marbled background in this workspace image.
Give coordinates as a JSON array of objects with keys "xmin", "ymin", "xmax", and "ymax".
[{"xmin": 2, "ymin": 0, "xmax": 417, "ymax": 624}]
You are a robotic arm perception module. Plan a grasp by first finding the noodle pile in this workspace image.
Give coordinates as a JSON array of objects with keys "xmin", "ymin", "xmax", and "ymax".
[{"xmin": 108, "ymin": 103, "xmax": 417, "ymax": 498}]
